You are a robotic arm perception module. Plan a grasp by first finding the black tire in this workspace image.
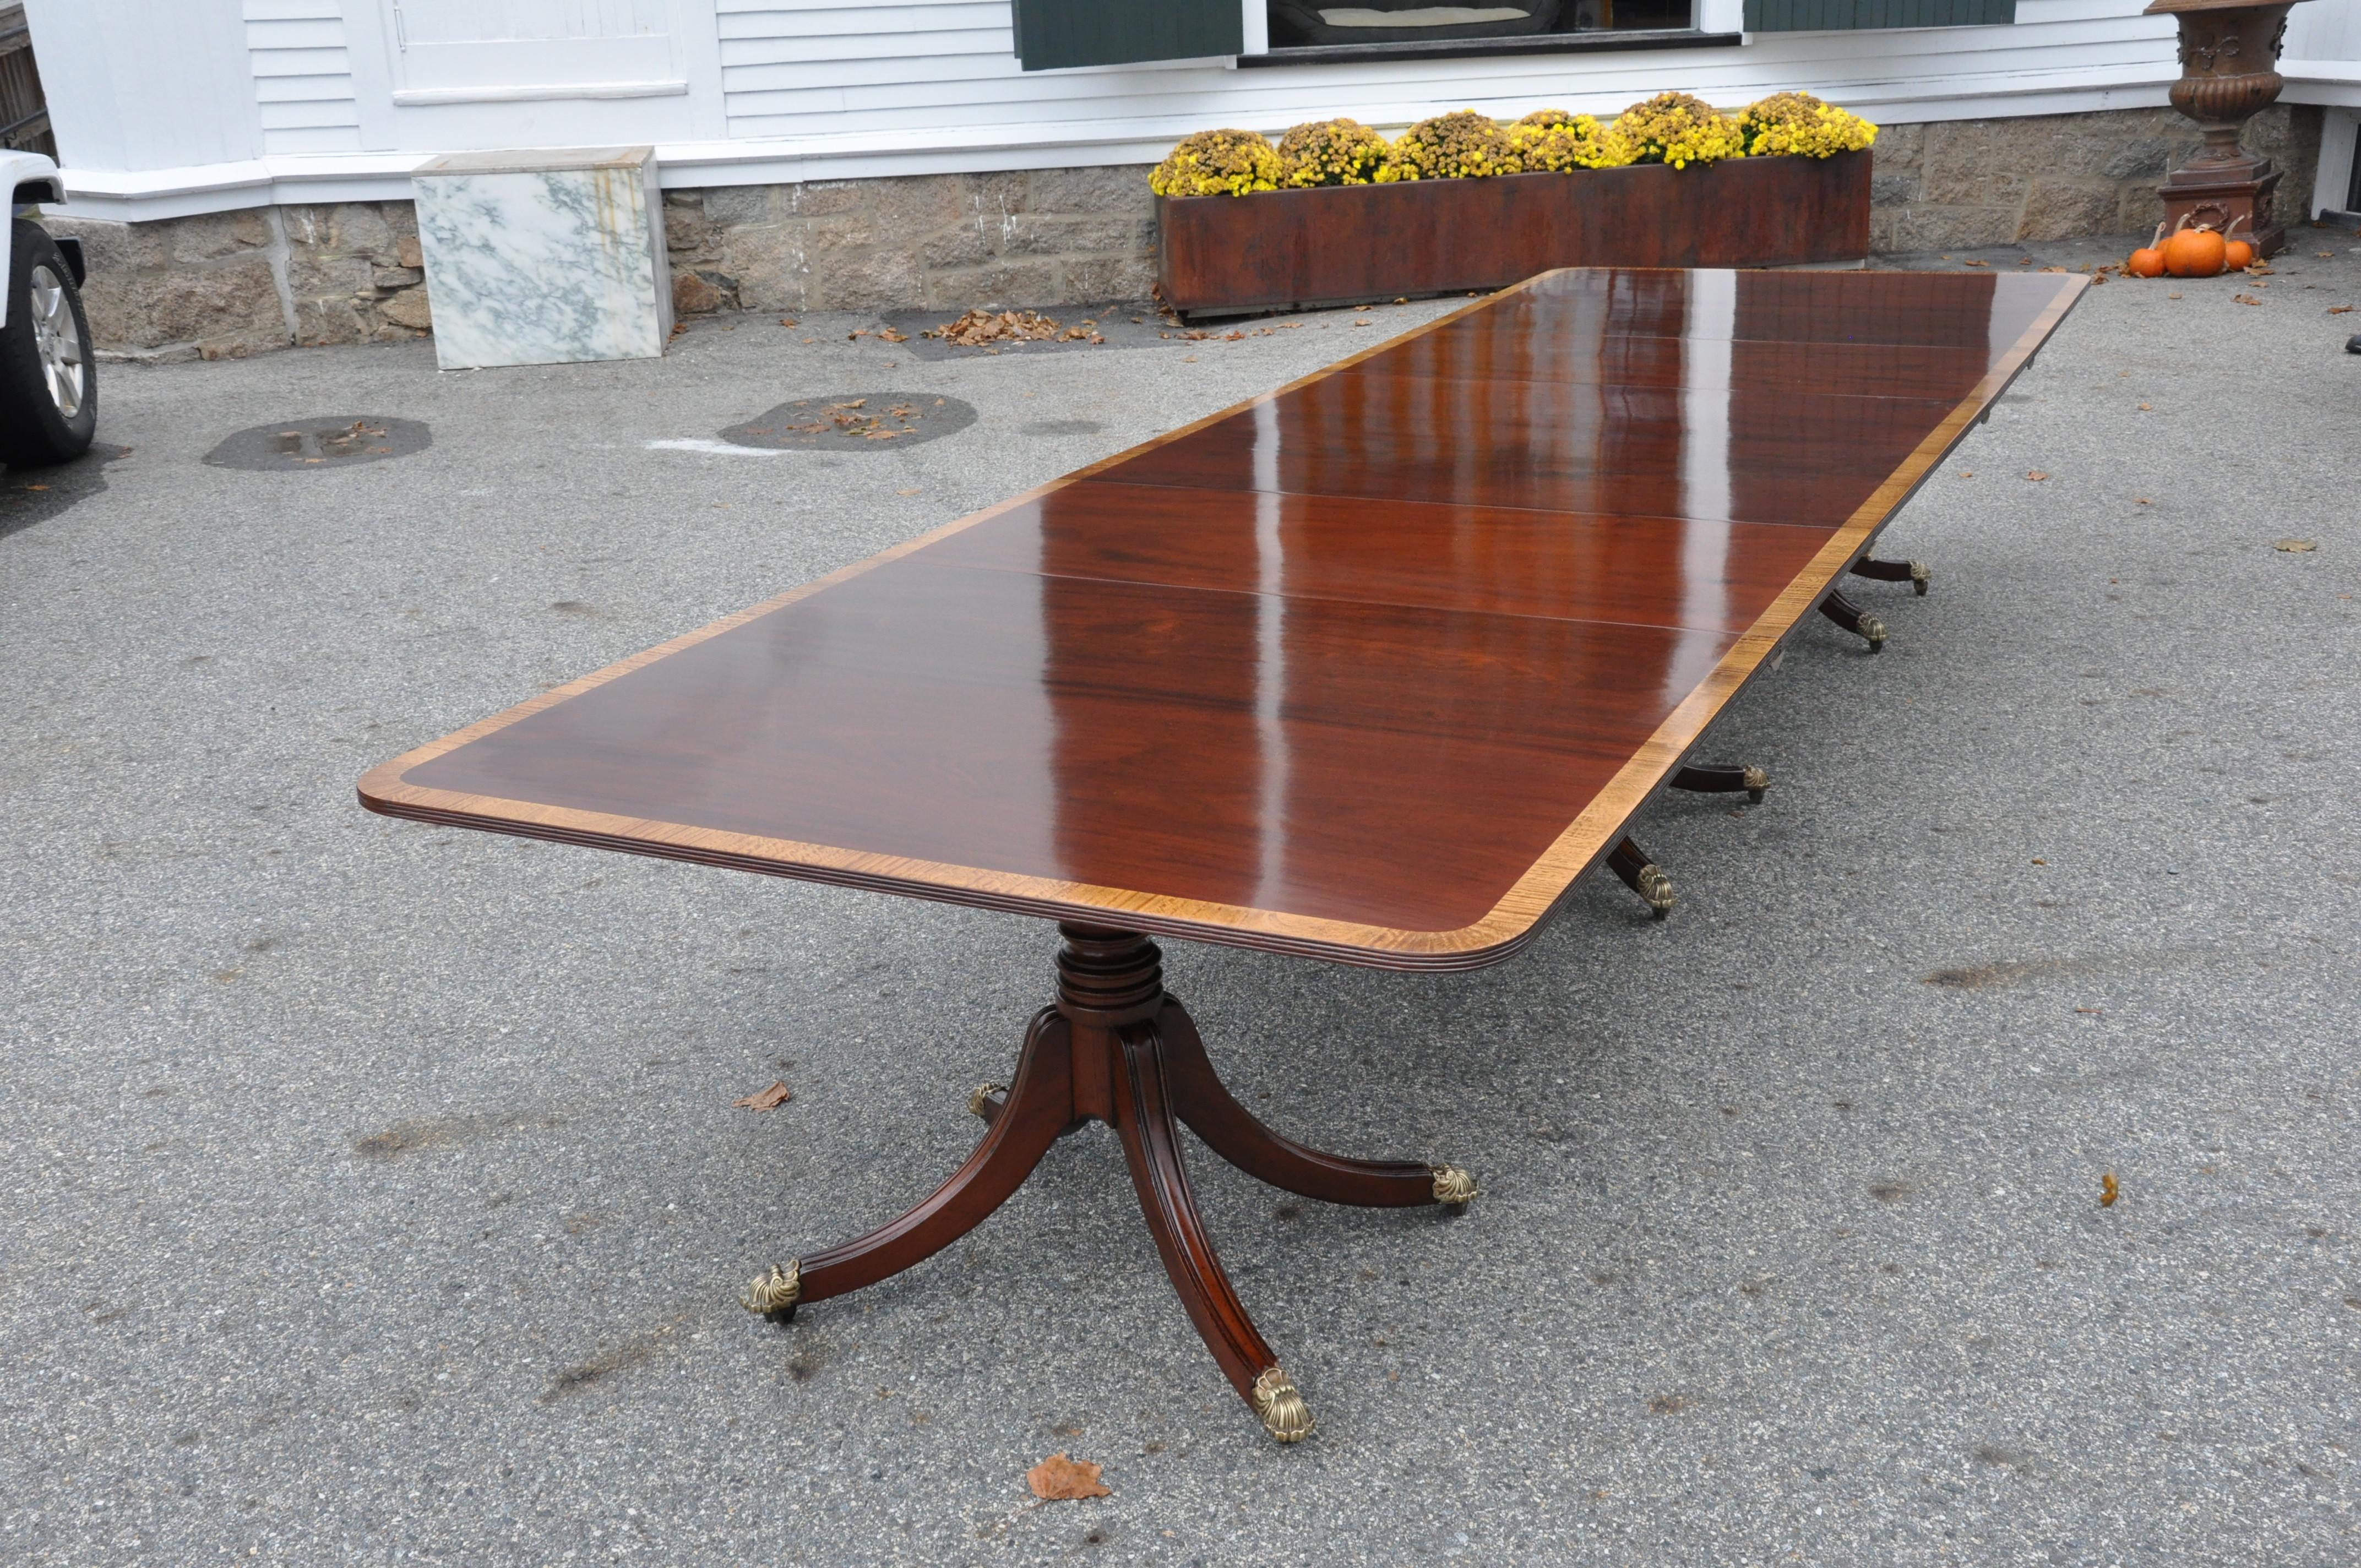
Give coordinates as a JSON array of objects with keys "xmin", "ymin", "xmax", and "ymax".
[{"xmin": 0, "ymin": 219, "xmax": 98, "ymax": 466}]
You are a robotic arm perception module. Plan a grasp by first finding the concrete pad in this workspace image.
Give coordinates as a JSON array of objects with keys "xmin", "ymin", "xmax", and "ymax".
[{"xmin": 2, "ymin": 247, "xmax": 2358, "ymax": 1565}]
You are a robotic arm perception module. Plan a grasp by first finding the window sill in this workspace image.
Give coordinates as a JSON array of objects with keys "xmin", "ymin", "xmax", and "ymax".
[{"xmin": 1237, "ymin": 28, "xmax": 1741, "ymax": 67}]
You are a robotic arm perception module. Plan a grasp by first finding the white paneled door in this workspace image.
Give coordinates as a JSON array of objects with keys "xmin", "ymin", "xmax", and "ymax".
[{"xmin": 380, "ymin": 0, "xmax": 685, "ymax": 104}]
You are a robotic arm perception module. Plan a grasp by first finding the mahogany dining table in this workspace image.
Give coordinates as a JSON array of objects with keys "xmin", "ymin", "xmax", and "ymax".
[{"xmin": 361, "ymin": 266, "xmax": 2087, "ymax": 1444}]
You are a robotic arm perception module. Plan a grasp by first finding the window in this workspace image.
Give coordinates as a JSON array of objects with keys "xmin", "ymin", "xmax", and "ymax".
[{"xmin": 1265, "ymin": 0, "xmax": 1695, "ymax": 50}]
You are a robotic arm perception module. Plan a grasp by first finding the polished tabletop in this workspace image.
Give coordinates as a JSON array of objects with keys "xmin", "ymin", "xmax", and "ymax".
[{"xmin": 361, "ymin": 268, "xmax": 2086, "ymax": 970}]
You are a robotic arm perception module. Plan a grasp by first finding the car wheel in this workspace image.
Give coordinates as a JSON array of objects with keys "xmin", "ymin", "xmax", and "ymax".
[{"xmin": 0, "ymin": 219, "xmax": 98, "ymax": 466}]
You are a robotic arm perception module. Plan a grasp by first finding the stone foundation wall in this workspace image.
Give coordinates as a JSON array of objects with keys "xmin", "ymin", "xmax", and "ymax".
[
  {"xmin": 1868, "ymin": 104, "xmax": 2322, "ymax": 251},
  {"xmin": 45, "ymin": 105, "xmax": 2327, "ymax": 360},
  {"xmin": 52, "ymin": 202, "xmax": 434, "ymax": 361},
  {"xmin": 661, "ymin": 164, "xmax": 1158, "ymax": 316}
]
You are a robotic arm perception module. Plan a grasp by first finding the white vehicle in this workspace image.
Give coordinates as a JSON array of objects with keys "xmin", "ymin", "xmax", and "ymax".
[{"xmin": 2, "ymin": 149, "xmax": 94, "ymax": 465}]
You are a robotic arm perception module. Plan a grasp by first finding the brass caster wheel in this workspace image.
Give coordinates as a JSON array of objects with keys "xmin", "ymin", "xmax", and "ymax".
[
  {"xmin": 1742, "ymin": 764, "xmax": 1769, "ymax": 805},
  {"xmin": 1637, "ymin": 863, "xmax": 1676, "ymax": 918},
  {"xmin": 1432, "ymin": 1164, "xmax": 1479, "ymax": 1207},
  {"xmin": 966, "ymin": 1082, "xmax": 1008, "ymax": 1120},
  {"xmin": 1253, "ymin": 1366, "xmax": 1314, "ymax": 1444},
  {"xmin": 740, "ymin": 1259, "xmax": 803, "ymax": 1321},
  {"xmin": 1909, "ymin": 560, "xmax": 1931, "ymax": 596},
  {"xmin": 1859, "ymin": 614, "xmax": 1887, "ymax": 654}
]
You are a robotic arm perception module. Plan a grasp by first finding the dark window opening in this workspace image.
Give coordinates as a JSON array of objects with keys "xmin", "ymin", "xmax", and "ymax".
[{"xmin": 1265, "ymin": 0, "xmax": 1696, "ymax": 48}]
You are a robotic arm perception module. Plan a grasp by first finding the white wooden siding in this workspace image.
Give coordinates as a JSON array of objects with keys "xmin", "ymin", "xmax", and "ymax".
[
  {"xmin": 35, "ymin": 0, "xmax": 2361, "ymax": 218},
  {"xmin": 244, "ymin": 0, "xmax": 361, "ymax": 154},
  {"xmin": 715, "ymin": 0, "xmax": 2178, "ymax": 149}
]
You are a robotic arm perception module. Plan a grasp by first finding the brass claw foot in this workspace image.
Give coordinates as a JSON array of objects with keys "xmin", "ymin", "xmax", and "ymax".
[
  {"xmin": 967, "ymin": 1082, "xmax": 1008, "ymax": 1120},
  {"xmin": 1910, "ymin": 560, "xmax": 1931, "ymax": 595},
  {"xmin": 1431, "ymin": 1164, "xmax": 1478, "ymax": 1207},
  {"xmin": 1607, "ymin": 835, "xmax": 1677, "ymax": 919},
  {"xmin": 741, "ymin": 1259, "xmax": 803, "ymax": 1320},
  {"xmin": 1742, "ymin": 764, "xmax": 1769, "ymax": 804},
  {"xmin": 1819, "ymin": 590, "xmax": 1886, "ymax": 653},
  {"xmin": 1253, "ymin": 1366, "xmax": 1314, "ymax": 1444}
]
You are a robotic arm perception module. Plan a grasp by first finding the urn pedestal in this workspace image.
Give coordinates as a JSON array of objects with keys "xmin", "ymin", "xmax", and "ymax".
[{"xmin": 2147, "ymin": 0, "xmax": 2313, "ymax": 257}]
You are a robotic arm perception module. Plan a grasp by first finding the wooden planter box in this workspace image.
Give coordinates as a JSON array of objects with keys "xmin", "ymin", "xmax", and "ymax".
[{"xmin": 1155, "ymin": 149, "xmax": 1871, "ymax": 318}]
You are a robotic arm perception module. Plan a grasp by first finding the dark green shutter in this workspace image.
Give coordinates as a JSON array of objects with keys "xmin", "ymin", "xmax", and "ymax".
[
  {"xmin": 1744, "ymin": 0, "xmax": 2012, "ymax": 29},
  {"xmin": 1011, "ymin": 0, "xmax": 1244, "ymax": 70}
]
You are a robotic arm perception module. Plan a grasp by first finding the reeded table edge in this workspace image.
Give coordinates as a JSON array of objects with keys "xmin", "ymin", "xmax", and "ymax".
[{"xmin": 359, "ymin": 269, "xmax": 2088, "ymax": 972}]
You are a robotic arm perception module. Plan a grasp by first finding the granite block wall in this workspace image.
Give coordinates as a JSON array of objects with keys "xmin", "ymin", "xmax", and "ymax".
[{"xmin": 40, "ymin": 106, "xmax": 2327, "ymax": 360}]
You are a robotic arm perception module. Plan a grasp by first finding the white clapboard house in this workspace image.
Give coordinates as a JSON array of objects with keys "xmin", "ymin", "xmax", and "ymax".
[{"xmin": 15, "ymin": 0, "xmax": 2361, "ymax": 352}]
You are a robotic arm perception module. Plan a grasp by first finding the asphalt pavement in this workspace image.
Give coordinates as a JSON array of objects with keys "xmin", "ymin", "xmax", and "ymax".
[{"xmin": 3, "ymin": 240, "xmax": 2358, "ymax": 1567}]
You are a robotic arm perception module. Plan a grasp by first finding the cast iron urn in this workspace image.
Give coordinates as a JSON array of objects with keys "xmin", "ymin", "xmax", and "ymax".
[{"xmin": 2146, "ymin": 0, "xmax": 2315, "ymax": 257}]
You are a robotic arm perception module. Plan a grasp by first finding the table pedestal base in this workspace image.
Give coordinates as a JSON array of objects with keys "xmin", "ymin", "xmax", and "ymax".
[{"xmin": 742, "ymin": 923, "xmax": 1476, "ymax": 1443}]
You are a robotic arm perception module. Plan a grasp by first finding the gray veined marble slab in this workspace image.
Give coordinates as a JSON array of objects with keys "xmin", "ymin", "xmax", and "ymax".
[{"xmin": 411, "ymin": 146, "xmax": 673, "ymax": 371}]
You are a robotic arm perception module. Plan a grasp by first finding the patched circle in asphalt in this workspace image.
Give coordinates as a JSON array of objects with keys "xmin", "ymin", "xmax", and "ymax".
[
  {"xmin": 720, "ymin": 392, "xmax": 977, "ymax": 451},
  {"xmin": 203, "ymin": 417, "xmax": 431, "ymax": 471}
]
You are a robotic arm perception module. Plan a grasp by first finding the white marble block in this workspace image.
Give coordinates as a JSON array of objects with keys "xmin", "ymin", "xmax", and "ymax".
[{"xmin": 411, "ymin": 147, "xmax": 673, "ymax": 371}]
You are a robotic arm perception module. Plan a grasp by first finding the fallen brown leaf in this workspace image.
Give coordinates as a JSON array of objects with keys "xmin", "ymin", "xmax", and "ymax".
[
  {"xmin": 1958, "ymin": 470, "xmax": 1973, "ymax": 478},
  {"xmin": 779, "ymin": 317, "xmax": 798, "ymax": 327},
  {"xmin": 2136, "ymin": 497, "xmax": 2153, "ymax": 504},
  {"xmin": 2276, "ymin": 538, "xmax": 2318, "ymax": 552},
  {"xmin": 2099, "ymin": 1172, "xmax": 2119, "ymax": 1208},
  {"xmin": 2329, "ymin": 305, "xmax": 2355, "ymax": 314},
  {"xmin": 2167, "ymin": 292, "xmax": 2183, "ymax": 299},
  {"xmin": 1961, "ymin": 258, "xmax": 1989, "ymax": 267},
  {"xmin": 1026, "ymin": 1453, "xmax": 1109, "ymax": 1501},
  {"xmin": 924, "ymin": 308, "xmax": 1065, "ymax": 347},
  {"xmin": 732, "ymin": 1081, "xmax": 792, "ymax": 1111},
  {"xmin": 2232, "ymin": 293, "xmax": 2263, "ymax": 307},
  {"xmin": 2138, "ymin": 402, "xmax": 2153, "ymax": 410},
  {"xmin": 2025, "ymin": 470, "xmax": 2049, "ymax": 481},
  {"xmin": 896, "ymin": 487, "xmax": 921, "ymax": 496},
  {"xmin": 2320, "ymin": 251, "xmax": 2337, "ymax": 258},
  {"xmin": 877, "ymin": 326, "xmax": 908, "ymax": 342}
]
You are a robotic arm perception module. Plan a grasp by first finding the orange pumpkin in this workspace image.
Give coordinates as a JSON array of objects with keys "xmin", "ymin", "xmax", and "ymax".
[
  {"xmin": 2163, "ymin": 215, "xmax": 2227, "ymax": 279},
  {"xmin": 2126, "ymin": 222, "xmax": 2167, "ymax": 278},
  {"xmin": 2222, "ymin": 215, "xmax": 2255, "ymax": 271}
]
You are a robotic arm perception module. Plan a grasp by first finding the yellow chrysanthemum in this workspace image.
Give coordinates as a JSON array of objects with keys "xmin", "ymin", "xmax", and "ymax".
[
  {"xmin": 1612, "ymin": 92, "xmax": 1748, "ymax": 170},
  {"xmin": 1150, "ymin": 129, "xmax": 1282, "ymax": 198},
  {"xmin": 1374, "ymin": 110, "xmax": 1524, "ymax": 183},
  {"xmin": 1738, "ymin": 92, "xmax": 1878, "ymax": 158},
  {"xmin": 1506, "ymin": 107, "xmax": 1637, "ymax": 172},
  {"xmin": 1274, "ymin": 118, "xmax": 1390, "ymax": 188}
]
